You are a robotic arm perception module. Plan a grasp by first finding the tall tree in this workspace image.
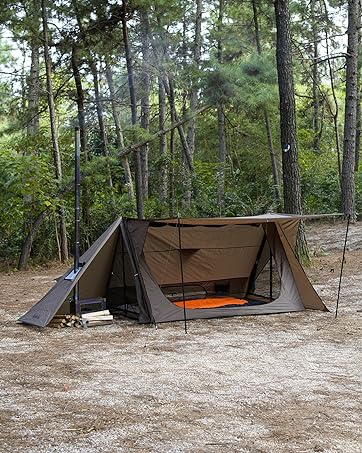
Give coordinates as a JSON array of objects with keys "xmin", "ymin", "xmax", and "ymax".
[
  {"xmin": 341, "ymin": 0, "xmax": 360, "ymax": 220},
  {"xmin": 105, "ymin": 61, "xmax": 134, "ymax": 202},
  {"xmin": 41, "ymin": 0, "xmax": 68, "ymax": 262},
  {"xmin": 217, "ymin": 0, "xmax": 227, "ymax": 214},
  {"xmin": 140, "ymin": 9, "xmax": 151, "ymax": 199},
  {"xmin": 252, "ymin": 0, "xmax": 281, "ymax": 208},
  {"xmin": 122, "ymin": 0, "xmax": 144, "ymax": 218},
  {"xmin": 274, "ymin": 0, "xmax": 308, "ymax": 258},
  {"xmin": 184, "ymin": 0, "xmax": 203, "ymax": 207}
]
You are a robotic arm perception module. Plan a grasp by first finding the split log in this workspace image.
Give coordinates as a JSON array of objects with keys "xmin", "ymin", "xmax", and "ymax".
[{"xmin": 81, "ymin": 310, "xmax": 110, "ymax": 319}]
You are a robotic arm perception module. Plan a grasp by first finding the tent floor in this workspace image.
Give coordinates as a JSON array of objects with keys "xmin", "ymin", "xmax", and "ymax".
[{"xmin": 109, "ymin": 295, "xmax": 272, "ymax": 320}]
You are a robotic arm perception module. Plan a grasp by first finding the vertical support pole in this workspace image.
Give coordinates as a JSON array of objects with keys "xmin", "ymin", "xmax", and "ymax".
[
  {"xmin": 269, "ymin": 247, "xmax": 273, "ymax": 302},
  {"xmin": 121, "ymin": 230, "xmax": 127, "ymax": 316},
  {"xmin": 335, "ymin": 215, "xmax": 350, "ymax": 318},
  {"xmin": 177, "ymin": 214, "xmax": 187, "ymax": 334},
  {"xmin": 74, "ymin": 127, "xmax": 81, "ymax": 316}
]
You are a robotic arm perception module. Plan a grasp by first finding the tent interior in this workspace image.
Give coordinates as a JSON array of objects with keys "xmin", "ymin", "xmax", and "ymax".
[{"xmin": 108, "ymin": 222, "xmax": 284, "ymax": 318}]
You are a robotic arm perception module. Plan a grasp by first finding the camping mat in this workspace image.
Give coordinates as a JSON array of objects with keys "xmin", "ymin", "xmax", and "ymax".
[{"xmin": 174, "ymin": 297, "xmax": 248, "ymax": 309}]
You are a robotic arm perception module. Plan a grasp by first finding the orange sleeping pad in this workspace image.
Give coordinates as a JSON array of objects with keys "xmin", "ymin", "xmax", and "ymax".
[{"xmin": 174, "ymin": 296, "xmax": 248, "ymax": 309}]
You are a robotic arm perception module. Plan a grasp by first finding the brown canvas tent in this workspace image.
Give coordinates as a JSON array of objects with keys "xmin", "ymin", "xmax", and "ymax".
[{"xmin": 19, "ymin": 214, "xmax": 327, "ymax": 327}]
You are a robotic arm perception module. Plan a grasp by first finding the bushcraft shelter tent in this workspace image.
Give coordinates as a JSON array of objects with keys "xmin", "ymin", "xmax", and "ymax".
[{"xmin": 20, "ymin": 214, "xmax": 327, "ymax": 327}]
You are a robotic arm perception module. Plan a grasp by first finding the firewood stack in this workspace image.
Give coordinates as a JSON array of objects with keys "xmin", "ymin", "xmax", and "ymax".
[
  {"xmin": 48, "ymin": 314, "xmax": 82, "ymax": 328},
  {"xmin": 48, "ymin": 310, "xmax": 114, "ymax": 328}
]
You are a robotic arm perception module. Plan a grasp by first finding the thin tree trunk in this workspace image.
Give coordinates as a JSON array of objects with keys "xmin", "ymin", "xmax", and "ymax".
[
  {"xmin": 41, "ymin": 0, "xmax": 68, "ymax": 262},
  {"xmin": 163, "ymin": 77, "xmax": 194, "ymax": 172},
  {"xmin": 18, "ymin": 210, "xmax": 49, "ymax": 270},
  {"xmin": 105, "ymin": 62, "xmax": 134, "ymax": 201},
  {"xmin": 311, "ymin": 0, "xmax": 321, "ymax": 151},
  {"xmin": 27, "ymin": 35, "xmax": 40, "ymax": 136},
  {"xmin": 159, "ymin": 75, "xmax": 168, "ymax": 203},
  {"xmin": 169, "ymin": 94, "xmax": 176, "ymax": 217},
  {"xmin": 140, "ymin": 10, "xmax": 150, "ymax": 199},
  {"xmin": 341, "ymin": 0, "xmax": 360, "ymax": 220},
  {"xmin": 274, "ymin": 0, "xmax": 308, "ymax": 260},
  {"xmin": 184, "ymin": 0, "xmax": 203, "ymax": 207},
  {"xmin": 217, "ymin": 104, "xmax": 227, "ymax": 214},
  {"xmin": 19, "ymin": 26, "xmax": 41, "ymax": 270},
  {"xmin": 217, "ymin": 0, "xmax": 227, "ymax": 214},
  {"xmin": 252, "ymin": 0, "xmax": 281, "ymax": 208},
  {"xmin": 321, "ymin": 0, "xmax": 342, "ymax": 182},
  {"xmin": 71, "ymin": 45, "xmax": 88, "ymax": 159},
  {"xmin": 89, "ymin": 57, "xmax": 113, "ymax": 188},
  {"xmin": 122, "ymin": 0, "xmax": 144, "ymax": 218}
]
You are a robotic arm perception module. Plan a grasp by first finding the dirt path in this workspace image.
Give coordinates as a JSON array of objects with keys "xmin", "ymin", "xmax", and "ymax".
[{"xmin": 0, "ymin": 221, "xmax": 361, "ymax": 453}]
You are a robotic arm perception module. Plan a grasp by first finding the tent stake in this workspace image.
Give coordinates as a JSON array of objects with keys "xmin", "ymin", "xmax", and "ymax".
[
  {"xmin": 335, "ymin": 214, "xmax": 350, "ymax": 318},
  {"xmin": 177, "ymin": 214, "xmax": 187, "ymax": 334},
  {"xmin": 73, "ymin": 127, "xmax": 81, "ymax": 316}
]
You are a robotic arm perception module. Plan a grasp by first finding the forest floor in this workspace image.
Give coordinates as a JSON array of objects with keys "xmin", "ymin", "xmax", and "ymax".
[{"xmin": 0, "ymin": 221, "xmax": 361, "ymax": 453}]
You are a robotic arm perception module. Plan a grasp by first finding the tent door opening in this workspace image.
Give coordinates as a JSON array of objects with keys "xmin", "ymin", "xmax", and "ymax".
[{"xmin": 106, "ymin": 229, "xmax": 139, "ymax": 318}]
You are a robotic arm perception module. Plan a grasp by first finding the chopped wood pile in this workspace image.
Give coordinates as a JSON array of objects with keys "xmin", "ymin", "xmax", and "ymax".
[
  {"xmin": 48, "ymin": 310, "xmax": 114, "ymax": 328},
  {"xmin": 48, "ymin": 314, "xmax": 82, "ymax": 328}
]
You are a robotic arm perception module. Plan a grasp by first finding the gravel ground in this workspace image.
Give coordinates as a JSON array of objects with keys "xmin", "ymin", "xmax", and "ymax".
[{"xmin": 0, "ymin": 221, "xmax": 361, "ymax": 453}]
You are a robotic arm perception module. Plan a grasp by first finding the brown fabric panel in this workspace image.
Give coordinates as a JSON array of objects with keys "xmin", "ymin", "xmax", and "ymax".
[
  {"xmin": 144, "ymin": 247, "xmax": 262, "ymax": 285},
  {"xmin": 145, "ymin": 224, "xmax": 264, "ymax": 252},
  {"xmin": 275, "ymin": 223, "xmax": 327, "ymax": 310},
  {"xmin": 19, "ymin": 218, "xmax": 122, "ymax": 327},
  {"xmin": 278, "ymin": 219, "xmax": 299, "ymax": 249}
]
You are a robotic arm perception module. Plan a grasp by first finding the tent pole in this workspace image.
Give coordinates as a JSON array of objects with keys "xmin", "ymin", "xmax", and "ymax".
[
  {"xmin": 121, "ymin": 230, "xmax": 128, "ymax": 317},
  {"xmin": 335, "ymin": 214, "xmax": 350, "ymax": 318},
  {"xmin": 73, "ymin": 127, "xmax": 81, "ymax": 316},
  {"xmin": 269, "ymin": 247, "xmax": 273, "ymax": 302},
  {"xmin": 177, "ymin": 214, "xmax": 187, "ymax": 334}
]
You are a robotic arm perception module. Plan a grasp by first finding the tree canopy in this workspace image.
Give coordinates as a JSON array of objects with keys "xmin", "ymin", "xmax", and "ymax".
[{"xmin": 0, "ymin": 0, "xmax": 360, "ymax": 269}]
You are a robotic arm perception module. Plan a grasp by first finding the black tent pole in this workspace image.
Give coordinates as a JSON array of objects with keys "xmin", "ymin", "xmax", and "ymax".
[
  {"xmin": 269, "ymin": 247, "xmax": 273, "ymax": 302},
  {"xmin": 335, "ymin": 214, "xmax": 350, "ymax": 318},
  {"xmin": 177, "ymin": 214, "xmax": 187, "ymax": 334},
  {"xmin": 73, "ymin": 127, "xmax": 81, "ymax": 316}
]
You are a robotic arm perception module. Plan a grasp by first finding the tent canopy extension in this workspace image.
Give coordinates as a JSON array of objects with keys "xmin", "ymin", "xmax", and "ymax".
[{"xmin": 20, "ymin": 214, "xmax": 328, "ymax": 327}]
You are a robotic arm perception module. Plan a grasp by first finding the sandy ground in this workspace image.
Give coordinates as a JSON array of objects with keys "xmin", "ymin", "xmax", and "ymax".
[{"xmin": 0, "ymin": 221, "xmax": 361, "ymax": 453}]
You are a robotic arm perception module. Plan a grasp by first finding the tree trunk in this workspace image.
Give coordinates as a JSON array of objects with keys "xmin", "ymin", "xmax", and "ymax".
[
  {"xmin": 41, "ymin": 0, "xmax": 68, "ymax": 262},
  {"xmin": 163, "ymin": 77, "xmax": 194, "ymax": 172},
  {"xmin": 18, "ymin": 210, "xmax": 49, "ymax": 270},
  {"xmin": 71, "ymin": 45, "xmax": 88, "ymax": 159},
  {"xmin": 122, "ymin": 0, "xmax": 144, "ymax": 218},
  {"xmin": 354, "ymin": 10, "xmax": 361, "ymax": 172},
  {"xmin": 27, "ymin": 34, "xmax": 40, "ymax": 136},
  {"xmin": 217, "ymin": 0, "xmax": 227, "ymax": 214},
  {"xmin": 217, "ymin": 104, "xmax": 227, "ymax": 214},
  {"xmin": 274, "ymin": 0, "xmax": 308, "ymax": 260},
  {"xmin": 89, "ymin": 57, "xmax": 113, "ymax": 188},
  {"xmin": 105, "ymin": 62, "xmax": 134, "ymax": 202},
  {"xmin": 341, "ymin": 0, "xmax": 360, "ymax": 220},
  {"xmin": 140, "ymin": 10, "xmax": 151, "ymax": 199},
  {"xmin": 252, "ymin": 0, "xmax": 281, "ymax": 208},
  {"xmin": 159, "ymin": 75, "xmax": 168, "ymax": 203},
  {"xmin": 184, "ymin": 0, "xmax": 203, "ymax": 207},
  {"xmin": 321, "ymin": 0, "xmax": 342, "ymax": 182},
  {"xmin": 311, "ymin": 0, "xmax": 321, "ymax": 151}
]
